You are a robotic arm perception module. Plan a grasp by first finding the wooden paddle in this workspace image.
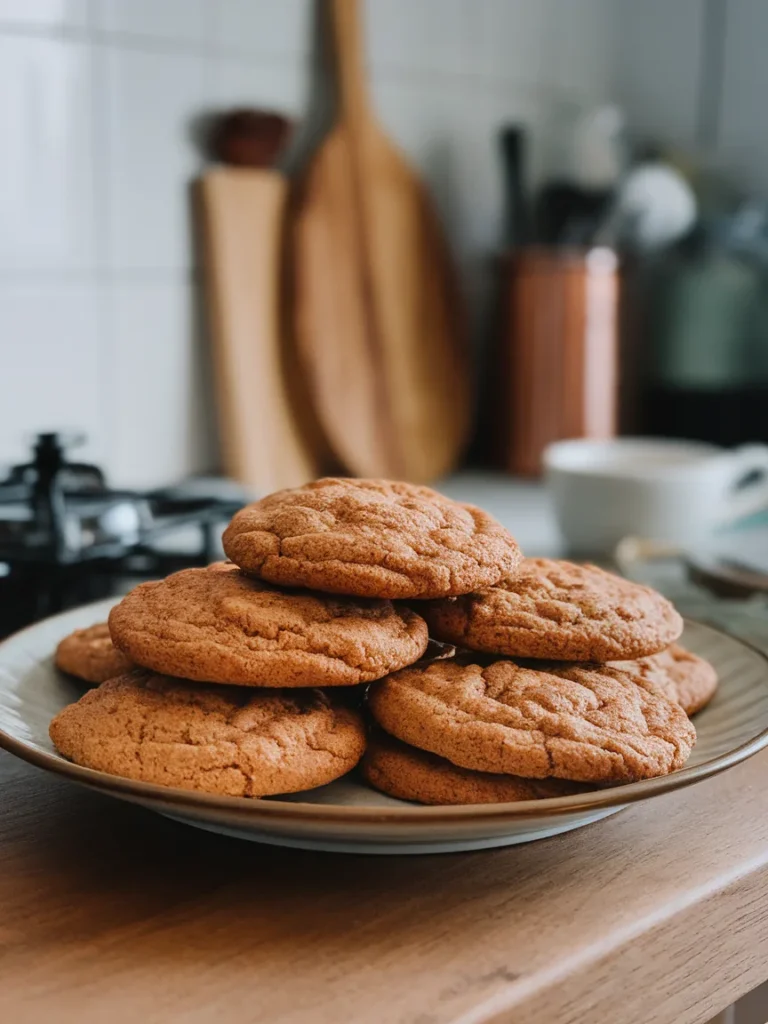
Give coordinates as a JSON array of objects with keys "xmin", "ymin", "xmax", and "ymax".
[
  {"xmin": 198, "ymin": 111, "xmax": 323, "ymax": 494},
  {"xmin": 291, "ymin": 0, "xmax": 471, "ymax": 482}
]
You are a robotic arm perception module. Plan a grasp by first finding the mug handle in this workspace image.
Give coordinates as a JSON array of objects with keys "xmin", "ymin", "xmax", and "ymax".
[{"xmin": 717, "ymin": 443, "xmax": 768, "ymax": 526}]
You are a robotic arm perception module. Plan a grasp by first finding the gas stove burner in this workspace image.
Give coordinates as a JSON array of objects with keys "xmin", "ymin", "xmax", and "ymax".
[
  {"xmin": 0, "ymin": 433, "xmax": 152, "ymax": 562},
  {"xmin": 0, "ymin": 433, "xmax": 246, "ymax": 636}
]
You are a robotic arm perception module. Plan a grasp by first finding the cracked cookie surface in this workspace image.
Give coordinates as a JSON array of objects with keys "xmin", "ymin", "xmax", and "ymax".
[
  {"xmin": 362, "ymin": 731, "xmax": 586, "ymax": 805},
  {"xmin": 421, "ymin": 558, "xmax": 683, "ymax": 661},
  {"xmin": 49, "ymin": 669, "xmax": 366, "ymax": 796},
  {"xmin": 614, "ymin": 643, "xmax": 718, "ymax": 716},
  {"xmin": 367, "ymin": 658, "xmax": 695, "ymax": 783},
  {"xmin": 109, "ymin": 562, "xmax": 428, "ymax": 687},
  {"xmin": 55, "ymin": 622, "xmax": 133, "ymax": 685},
  {"xmin": 222, "ymin": 478, "xmax": 522, "ymax": 599}
]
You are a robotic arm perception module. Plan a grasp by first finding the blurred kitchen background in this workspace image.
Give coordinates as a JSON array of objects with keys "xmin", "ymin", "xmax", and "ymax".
[
  {"xmin": 5, "ymin": 0, "xmax": 768, "ymax": 660},
  {"xmin": 6, "ymin": 0, "xmax": 766, "ymax": 483}
]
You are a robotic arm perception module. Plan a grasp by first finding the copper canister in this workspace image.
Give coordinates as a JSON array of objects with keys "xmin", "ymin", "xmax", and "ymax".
[{"xmin": 494, "ymin": 247, "xmax": 619, "ymax": 476}]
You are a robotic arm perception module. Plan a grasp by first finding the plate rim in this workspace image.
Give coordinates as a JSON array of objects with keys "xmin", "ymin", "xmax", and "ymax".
[{"xmin": 1, "ymin": 601, "xmax": 767, "ymax": 827}]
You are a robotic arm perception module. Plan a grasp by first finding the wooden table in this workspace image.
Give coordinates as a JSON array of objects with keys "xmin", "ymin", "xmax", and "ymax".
[{"xmin": 1, "ymin": 745, "xmax": 768, "ymax": 1024}]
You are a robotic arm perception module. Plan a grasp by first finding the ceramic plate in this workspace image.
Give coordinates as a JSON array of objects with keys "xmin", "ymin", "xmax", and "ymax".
[{"xmin": 1, "ymin": 601, "xmax": 767, "ymax": 855}]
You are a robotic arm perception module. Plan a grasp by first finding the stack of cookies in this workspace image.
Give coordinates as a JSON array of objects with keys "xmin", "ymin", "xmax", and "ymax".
[
  {"xmin": 49, "ymin": 478, "xmax": 714, "ymax": 806},
  {"xmin": 363, "ymin": 558, "xmax": 713, "ymax": 804}
]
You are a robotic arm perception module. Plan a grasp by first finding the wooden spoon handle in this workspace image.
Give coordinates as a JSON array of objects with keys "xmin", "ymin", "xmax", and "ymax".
[{"xmin": 328, "ymin": 0, "xmax": 369, "ymax": 123}]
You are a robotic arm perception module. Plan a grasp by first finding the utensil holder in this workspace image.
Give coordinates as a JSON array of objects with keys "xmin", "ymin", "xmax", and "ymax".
[{"xmin": 493, "ymin": 247, "xmax": 620, "ymax": 475}]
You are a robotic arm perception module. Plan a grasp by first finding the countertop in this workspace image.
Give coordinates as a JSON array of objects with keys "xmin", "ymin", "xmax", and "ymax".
[{"xmin": 2, "ymin": 743, "xmax": 768, "ymax": 1024}]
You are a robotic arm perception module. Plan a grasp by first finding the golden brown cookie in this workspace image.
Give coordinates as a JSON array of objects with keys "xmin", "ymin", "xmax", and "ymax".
[
  {"xmin": 367, "ymin": 657, "xmax": 695, "ymax": 783},
  {"xmin": 109, "ymin": 562, "xmax": 428, "ymax": 687},
  {"xmin": 362, "ymin": 731, "xmax": 586, "ymax": 805},
  {"xmin": 222, "ymin": 478, "xmax": 522, "ymax": 600},
  {"xmin": 54, "ymin": 623, "xmax": 133, "ymax": 685},
  {"xmin": 49, "ymin": 669, "xmax": 366, "ymax": 797},
  {"xmin": 614, "ymin": 644, "xmax": 718, "ymax": 716},
  {"xmin": 421, "ymin": 558, "xmax": 683, "ymax": 661}
]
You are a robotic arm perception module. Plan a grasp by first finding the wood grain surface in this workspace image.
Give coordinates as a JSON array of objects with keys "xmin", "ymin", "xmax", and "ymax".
[
  {"xmin": 291, "ymin": 0, "xmax": 470, "ymax": 482},
  {"xmin": 1, "ymin": 747, "xmax": 768, "ymax": 1024},
  {"xmin": 199, "ymin": 167, "xmax": 322, "ymax": 493}
]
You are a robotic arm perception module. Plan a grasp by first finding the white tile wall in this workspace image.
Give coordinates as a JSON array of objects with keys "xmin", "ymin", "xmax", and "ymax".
[
  {"xmin": 613, "ymin": 0, "xmax": 705, "ymax": 151},
  {"xmin": 98, "ymin": 44, "xmax": 207, "ymax": 271},
  {"xmin": 367, "ymin": 0, "xmax": 469, "ymax": 77},
  {"xmin": 468, "ymin": 0, "xmax": 547, "ymax": 86},
  {"xmin": 211, "ymin": 0, "xmax": 310, "ymax": 59},
  {"xmin": 0, "ymin": 0, "xmax": 617, "ymax": 486},
  {"xmin": 208, "ymin": 55, "xmax": 306, "ymax": 118},
  {"xmin": 542, "ymin": 0, "xmax": 616, "ymax": 102},
  {"xmin": 719, "ymin": 0, "xmax": 768, "ymax": 197},
  {"xmin": 104, "ymin": 279, "xmax": 217, "ymax": 488},
  {"xmin": 0, "ymin": 34, "xmax": 95, "ymax": 271},
  {"xmin": 0, "ymin": 0, "xmax": 88, "ymax": 30},
  {"xmin": 0, "ymin": 283, "xmax": 103, "ymax": 467},
  {"xmin": 611, "ymin": 0, "xmax": 768, "ymax": 195},
  {"xmin": 93, "ymin": 0, "xmax": 210, "ymax": 45}
]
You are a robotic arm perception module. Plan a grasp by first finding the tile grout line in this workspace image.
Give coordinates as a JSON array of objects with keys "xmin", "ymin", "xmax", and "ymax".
[
  {"xmin": 0, "ymin": 18, "xmax": 553, "ymax": 96},
  {"xmin": 0, "ymin": 269, "xmax": 198, "ymax": 284}
]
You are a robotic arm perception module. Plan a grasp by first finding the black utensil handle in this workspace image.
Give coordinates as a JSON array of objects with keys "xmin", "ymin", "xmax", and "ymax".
[{"xmin": 499, "ymin": 125, "xmax": 528, "ymax": 248}]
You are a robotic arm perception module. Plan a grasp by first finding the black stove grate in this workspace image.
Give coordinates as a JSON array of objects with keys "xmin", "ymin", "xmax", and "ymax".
[{"xmin": 0, "ymin": 433, "xmax": 245, "ymax": 637}]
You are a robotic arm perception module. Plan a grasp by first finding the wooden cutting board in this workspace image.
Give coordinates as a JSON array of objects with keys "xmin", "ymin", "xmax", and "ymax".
[
  {"xmin": 199, "ymin": 167, "xmax": 321, "ymax": 493},
  {"xmin": 291, "ymin": 0, "xmax": 471, "ymax": 482}
]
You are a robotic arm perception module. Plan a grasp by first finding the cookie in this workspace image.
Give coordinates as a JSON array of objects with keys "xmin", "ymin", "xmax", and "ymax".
[
  {"xmin": 362, "ymin": 731, "xmax": 586, "ymax": 805},
  {"xmin": 222, "ymin": 478, "xmax": 522, "ymax": 600},
  {"xmin": 421, "ymin": 558, "xmax": 683, "ymax": 661},
  {"xmin": 109, "ymin": 562, "xmax": 428, "ymax": 687},
  {"xmin": 49, "ymin": 669, "xmax": 366, "ymax": 797},
  {"xmin": 367, "ymin": 658, "xmax": 695, "ymax": 783},
  {"xmin": 55, "ymin": 622, "xmax": 133, "ymax": 685},
  {"xmin": 615, "ymin": 644, "xmax": 718, "ymax": 716}
]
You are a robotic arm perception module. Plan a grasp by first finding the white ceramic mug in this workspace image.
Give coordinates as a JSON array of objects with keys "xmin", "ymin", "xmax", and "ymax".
[{"xmin": 543, "ymin": 437, "xmax": 768, "ymax": 554}]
